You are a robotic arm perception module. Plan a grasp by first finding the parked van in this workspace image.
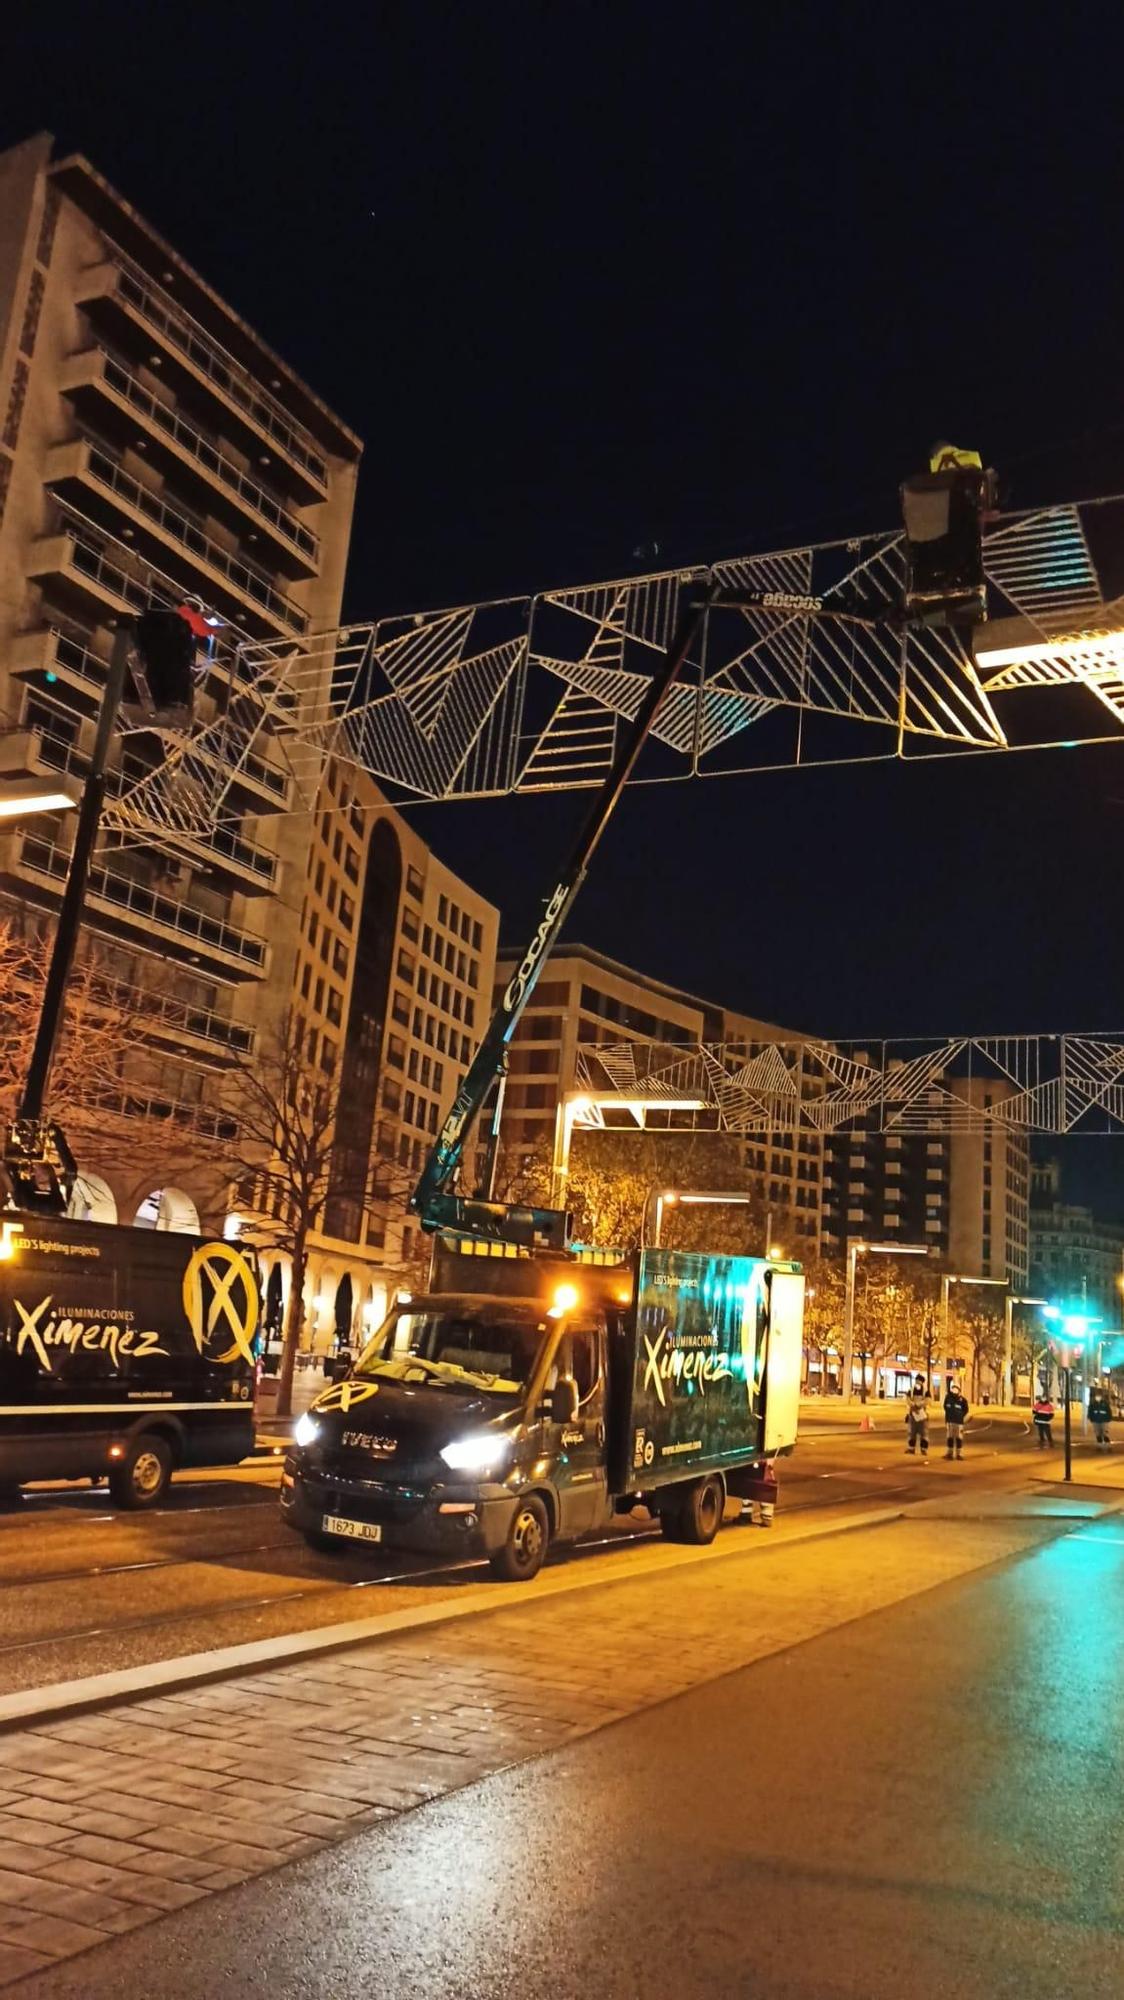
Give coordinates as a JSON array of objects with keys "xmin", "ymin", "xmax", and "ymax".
[{"xmin": 0, "ymin": 1212, "xmax": 260, "ymax": 1507}]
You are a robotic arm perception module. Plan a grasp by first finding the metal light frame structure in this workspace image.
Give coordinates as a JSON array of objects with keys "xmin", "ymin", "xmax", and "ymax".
[
  {"xmin": 569, "ymin": 1033, "xmax": 1124, "ymax": 1138},
  {"xmin": 99, "ymin": 494, "xmax": 1124, "ymax": 848}
]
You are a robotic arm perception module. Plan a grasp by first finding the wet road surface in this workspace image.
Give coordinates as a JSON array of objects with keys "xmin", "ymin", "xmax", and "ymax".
[
  {"xmin": 11, "ymin": 1482, "xmax": 1124, "ymax": 1998},
  {"xmin": 0, "ymin": 1415, "xmax": 1045, "ymax": 1692}
]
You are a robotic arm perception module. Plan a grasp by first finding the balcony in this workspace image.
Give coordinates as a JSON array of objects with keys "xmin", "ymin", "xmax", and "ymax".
[
  {"xmin": 130, "ymin": 986, "xmax": 256, "ymax": 1064},
  {"xmin": 12, "ymin": 831, "xmax": 269, "ymax": 980},
  {"xmin": 9, "ymin": 627, "xmax": 109, "ymax": 711},
  {"xmin": 76, "ymin": 258, "xmax": 329, "ymax": 503},
  {"xmin": 59, "ymin": 348, "xmax": 319, "ymax": 578},
  {"xmin": 43, "ymin": 435, "xmax": 308, "ymax": 637}
]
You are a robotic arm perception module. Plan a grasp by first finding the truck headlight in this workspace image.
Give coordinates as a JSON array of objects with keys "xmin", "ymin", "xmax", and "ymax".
[
  {"xmin": 294, "ymin": 1413, "xmax": 321, "ymax": 1448},
  {"xmin": 440, "ymin": 1432, "xmax": 512, "ymax": 1474}
]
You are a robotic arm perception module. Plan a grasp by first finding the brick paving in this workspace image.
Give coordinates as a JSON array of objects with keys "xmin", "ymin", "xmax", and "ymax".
[{"xmin": 0, "ymin": 1503, "xmax": 1081, "ymax": 1986}]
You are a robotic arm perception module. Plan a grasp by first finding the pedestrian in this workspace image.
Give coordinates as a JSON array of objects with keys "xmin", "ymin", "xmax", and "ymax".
[
  {"xmin": 739, "ymin": 1460, "xmax": 778, "ymax": 1528},
  {"xmin": 943, "ymin": 1379, "xmax": 969, "ymax": 1460},
  {"xmin": 1032, "ymin": 1388, "xmax": 1055, "ymax": 1449},
  {"xmin": 1088, "ymin": 1382, "xmax": 1113, "ymax": 1450},
  {"xmin": 905, "ymin": 1374, "xmax": 931, "ymax": 1460}
]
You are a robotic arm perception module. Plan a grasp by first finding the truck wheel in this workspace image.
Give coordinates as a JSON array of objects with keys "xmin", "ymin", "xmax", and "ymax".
[
  {"xmin": 109, "ymin": 1435, "xmax": 172, "ymax": 1510},
  {"xmin": 676, "ymin": 1476, "xmax": 725, "ymax": 1547},
  {"xmin": 488, "ymin": 1495, "xmax": 550, "ymax": 1582}
]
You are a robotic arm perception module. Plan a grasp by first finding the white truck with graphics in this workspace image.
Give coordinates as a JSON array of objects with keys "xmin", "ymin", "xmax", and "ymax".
[
  {"xmin": 282, "ymin": 1236, "xmax": 802, "ymax": 1580},
  {"xmin": 0, "ymin": 1212, "xmax": 260, "ymax": 1507}
]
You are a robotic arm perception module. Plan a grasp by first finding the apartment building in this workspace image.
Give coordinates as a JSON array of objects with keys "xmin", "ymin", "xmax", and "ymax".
[
  {"xmin": 493, "ymin": 942, "xmax": 824, "ymax": 1251},
  {"xmin": 1029, "ymin": 1159, "xmax": 1124, "ymax": 1324},
  {"xmin": 0, "ymin": 132, "xmax": 360, "ymax": 1233},
  {"xmin": 265, "ymin": 763, "xmax": 499, "ymax": 1350},
  {"xmin": 821, "ymin": 1073, "xmax": 1031, "ymax": 1285}
]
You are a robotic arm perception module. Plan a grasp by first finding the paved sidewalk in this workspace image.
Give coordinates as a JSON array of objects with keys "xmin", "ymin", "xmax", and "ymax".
[{"xmin": 0, "ymin": 1490, "xmax": 1110, "ymax": 1987}]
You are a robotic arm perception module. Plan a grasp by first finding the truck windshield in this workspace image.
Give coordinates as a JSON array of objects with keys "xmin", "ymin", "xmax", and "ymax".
[{"xmin": 353, "ymin": 1308, "xmax": 547, "ymax": 1395}]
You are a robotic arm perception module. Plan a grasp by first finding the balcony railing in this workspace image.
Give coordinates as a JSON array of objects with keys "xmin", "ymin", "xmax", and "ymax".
[
  {"xmin": 48, "ymin": 434, "xmax": 308, "ymax": 633},
  {"xmin": 65, "ymin": 348, "xmax": 319, "ymax": 565},
  {"xmin": 100, "ymin": 256, "xmax": 328, "ymax": 488},
  {"xmin": 18, "ymin": 832, "xmax": 268, "ymax": 971}
]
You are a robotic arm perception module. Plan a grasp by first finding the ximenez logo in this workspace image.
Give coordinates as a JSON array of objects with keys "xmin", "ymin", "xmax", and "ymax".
[
  {"xmin": 642, "ymin": 1323, "xmax": 731, "ymax": 1408},
  {"xmin": 9, "ymin": 1296, "xmax": 166, "ymax": 1372}
]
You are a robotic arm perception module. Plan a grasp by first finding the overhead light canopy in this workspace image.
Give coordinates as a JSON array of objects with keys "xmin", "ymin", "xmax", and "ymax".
[{"xmin": 0, "ymin": 777, "xmax": 81, "ymax": 823}]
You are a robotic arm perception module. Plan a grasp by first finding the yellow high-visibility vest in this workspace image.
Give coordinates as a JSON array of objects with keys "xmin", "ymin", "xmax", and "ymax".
[{"xmin": 929, "ymin": 443, "xmax": 983, "ymax": 473}]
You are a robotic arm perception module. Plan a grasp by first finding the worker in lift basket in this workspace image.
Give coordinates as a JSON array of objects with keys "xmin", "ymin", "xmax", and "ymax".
[{"xmin": 740, "ymin": 1461, "xmax": 778, "ymax": 1528}]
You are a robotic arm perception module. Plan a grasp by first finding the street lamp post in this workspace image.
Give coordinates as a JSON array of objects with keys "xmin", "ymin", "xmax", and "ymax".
[
  {"xmin": 941, "ymin": 1273, "xmax": 1007, "ymax": 1399},
  {"xmin": 1043, "ymin": 1306, "xmax": 1102, "ymax": 1482},
  {"xmin": 842, "ymin": 1240, "xmax": 930, "ymax": 1406},
  {"xmin": 1003, "ymin": 1295, "xmax": 1048, "ymax": 1406}
]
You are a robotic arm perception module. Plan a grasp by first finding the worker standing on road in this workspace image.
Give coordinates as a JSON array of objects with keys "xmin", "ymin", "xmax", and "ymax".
[
  {"xmin": 1088, "ymin": 1382, "xmax": 1113, "ymax": 1450},
  {"xmin": 1032, "ymin": 1388, "xmax": 1056, "ymax": 1448},
  {"xmin": 905, "ymin": 1375, "xmax": 931, "ymax": 1461},
  {"xmin": 740, "ymin": 1460, "xmax": 778, "ymax": 1528},
  {"xmin": 943, "ymin": 1379, "xmax": 969, "ymax": 1460}
]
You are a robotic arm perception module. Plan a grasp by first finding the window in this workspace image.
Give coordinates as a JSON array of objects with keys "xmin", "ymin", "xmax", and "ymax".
[
  {"xmin": 344, "ymin": 849, "xmax": 359, "ymax": 884},
  {"xmin": 314, "ymin": 977, "xmax": 325, "ymax": 1012},
  {"xmin": 472, "ymin": 920, "xmax": 483, "ymax": 951},
  {"xmin": 307, "ymin": 912, "xmax": 319, "ymax": 945},
  {"xmin": 387, "ymin": 1034, "xmax": 406, "ymax": 1069},
  {"xmin": 333, "ymin": 940, "xmax": 348, "ymax": 977},
  {"xmin": 397, "ymin": 948, "xmax": 415, "ymax": 980},
  {"xmin": 412, "ymin": 1007, "xmax": 423, "ymax": 1036},
  {"xmin": 339, "ymin": 892, "xmax": 354, "ymax": 928},
  {"xmin": 436, "ymin": 1021, "xmax": 447, "ymax": 1053},
  {"xmin": 326, "ymin": 989, "xmax": 342, "ymax": 1028},
  {"xmin": 465, "ymin": 999, "xmax": 475, "ymax": 1028},
  {"xmin": 422, "ymin": 925, "xmax": 433, "ymax": 955},
  {"xmin": 332, "ymin": 830, "xmax": 343, "ymax": 863},
  {"xmin": 404, "ymin": 1090, "xmax": 416, "ymax": 1126},
  {"xmin": 397, "ymin": 1132, "xmax": 411, "ymax": 1166},
  {"xmin": 300, "ymin": 963, "xmax": 311, "ymax": 999},
  {"xmin": 452, "ymin": 991, "xmax": 462, "ymax": 1020},
  {"xmin": 433, "ymin": 1060, "xmax": 444, "ymax": 1092},
  {"xmin": 438, "ymin": 894, "xmax": 448, "ymax": 925},
  {"xmin": 563, "ymin": 1327, "xmax": 598, "ymax": 1403},
  {"xmin": 408, "ymin": 1049, "xmax": 419, "ymax": 1080},
  {"xmin": 392, "ymin": 991, "xmax": 410, "ymax": 1027},
  {"xmin": 406, "ymin": 864, "xmax": 424, "ymax": 900},
  {"xmin": 420, "ymin": 1055, "xmax": 431, "ymax": 1088},
  {"xmin": 326, "ymin": 881, "xmax": 337, "ymax": 914},
  {"xmin": 320, "ymin": 1042, "xmax": 336, "ymax": 1075},
  {"xmin": 468, "ymin": 959, "xmax": 479, "ymax": 989},
  {"xmin": 402, "ymin": 908, "xmax": 419, "ymax": 943},
  {"xmin": 428, "ymin": 1101, "xmax": 439, "ymax": 1133},
  {"xmin": 383, "ymin": 1078, "xmax": 401, "ymax": 1113},
  {"xmin": 315, "ymin": 861, "xmax": 325, "ymax": 894}
]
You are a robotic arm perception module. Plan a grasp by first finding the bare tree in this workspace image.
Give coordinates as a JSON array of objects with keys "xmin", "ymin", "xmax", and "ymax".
[{"xmin": 223, "ymin": 1011, "xmax": 384, "ymax": 1417}]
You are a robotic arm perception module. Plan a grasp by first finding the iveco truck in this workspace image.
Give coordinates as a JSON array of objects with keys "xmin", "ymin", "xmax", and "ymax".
[{"xmin": 281, "ymin": 1235, "xmax": 803, "ymax": 1580}]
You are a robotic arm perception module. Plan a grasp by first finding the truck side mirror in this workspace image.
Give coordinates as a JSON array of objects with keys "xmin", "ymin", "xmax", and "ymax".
[{"xmin": 549, "ymin": 1377, "xmax": 579, "ymax": 1425}]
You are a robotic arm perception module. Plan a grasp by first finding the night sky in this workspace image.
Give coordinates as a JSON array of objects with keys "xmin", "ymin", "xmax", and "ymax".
[{"xmin": 6, "ymin": 6, "xmax": 1124, "ymax": 1206}]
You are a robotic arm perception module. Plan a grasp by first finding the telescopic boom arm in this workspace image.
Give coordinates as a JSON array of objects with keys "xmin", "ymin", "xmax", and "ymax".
[{"xmin": 410, "ymin": 580, "xmax": 716, "ymax": 1235}]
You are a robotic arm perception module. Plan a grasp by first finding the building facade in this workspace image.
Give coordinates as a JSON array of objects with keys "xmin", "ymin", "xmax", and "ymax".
[
  {"xmin": 821, "ymin": 1073, "xmax": 1031, "ymax": 1285},
  {"xmin": 1029, "ymin": 1159, "xmax": 1124, "ymax": 1325},
  {"xmin": 0, "ymin": 133, "xmax": 361, "ymax": 1236},
  {"xmin": 493, "ymin": 942, "xmax": 824, "ymax": 1253}
]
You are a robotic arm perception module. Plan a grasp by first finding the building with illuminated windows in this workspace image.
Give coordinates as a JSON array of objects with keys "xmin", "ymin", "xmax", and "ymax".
[{"xmin": 493, "ymin": 942, "xmax": 824, "ymax": 1252}]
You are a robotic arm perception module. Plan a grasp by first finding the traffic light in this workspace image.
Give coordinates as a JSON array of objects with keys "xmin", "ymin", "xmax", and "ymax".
[
  {"xmin": 123, "ymin": 607, "xmax": 200, "ymax": 725},
  {"xmin": 900, "ymin": 453, "xmax": 993, "ymax": 631}
]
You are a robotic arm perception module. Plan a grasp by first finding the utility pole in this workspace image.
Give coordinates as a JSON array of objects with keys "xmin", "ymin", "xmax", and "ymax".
[{"xmin": 17, "ymin": 624, "xmax": 132, "ymax": 1130}]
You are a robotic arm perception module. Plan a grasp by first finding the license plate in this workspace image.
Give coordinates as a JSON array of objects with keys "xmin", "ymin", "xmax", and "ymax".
[{"xmin": 322, "ymin": 1514, "xmax": 382, "ymax": 1543}]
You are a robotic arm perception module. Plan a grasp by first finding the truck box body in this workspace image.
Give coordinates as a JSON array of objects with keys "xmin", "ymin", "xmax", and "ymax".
[
  {"xmin": 612, "ymin": 1248, "xmax": 802, "ymax": 1494},
  {"xmin": 0, "ymin": 1213, "xmax": 259, "ymax": 1489}
]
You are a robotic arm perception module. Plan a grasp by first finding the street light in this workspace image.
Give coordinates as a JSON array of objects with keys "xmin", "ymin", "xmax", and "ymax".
[
  {"xmin": 842, "ymin": 1240, "xmax": 930, "ymax": 1406},
  {"xmin": 1003, "ymin": 1295, "xmax": 1048, "ymax": 1406},
  {"xmin": 0, "ymin": 777, "xmax": 80, "ymax": 821},
  {"xmin": 940, "ymin": 1274, "xmax": 1007, "ymax": 1397}
]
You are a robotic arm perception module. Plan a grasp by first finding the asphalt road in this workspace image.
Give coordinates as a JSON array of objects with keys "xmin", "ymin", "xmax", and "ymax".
[
  {"xmin": 0, "ymin": 1411, "xmax": 1056, "ymax": 1694},
  {"xmin": 13, "ymin": 1478, "xmax": 1124, "ymax": 1999}
]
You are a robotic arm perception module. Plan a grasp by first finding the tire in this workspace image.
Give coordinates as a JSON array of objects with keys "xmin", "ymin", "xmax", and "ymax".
[
  {"xmin": 488, "ymin": 1494, "xmax": 550, "ymax": 1582},
  {"xmin": 108, "ymin": 1434, "xmax": 173, "ymax": 1510},
  {"xmin": 675, "ymin": 1476, "xmax": 725, "ymax": 1547}
]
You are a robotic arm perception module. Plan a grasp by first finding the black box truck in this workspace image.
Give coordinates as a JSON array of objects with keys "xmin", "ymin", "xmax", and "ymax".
[
  {"xmin": 0, "ymin": 1212, "xmax": 260, "ymax": 1507},
  {"xmin": 281, "ymin": 1235, "xmax": 803, "ymax": 1580}
]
